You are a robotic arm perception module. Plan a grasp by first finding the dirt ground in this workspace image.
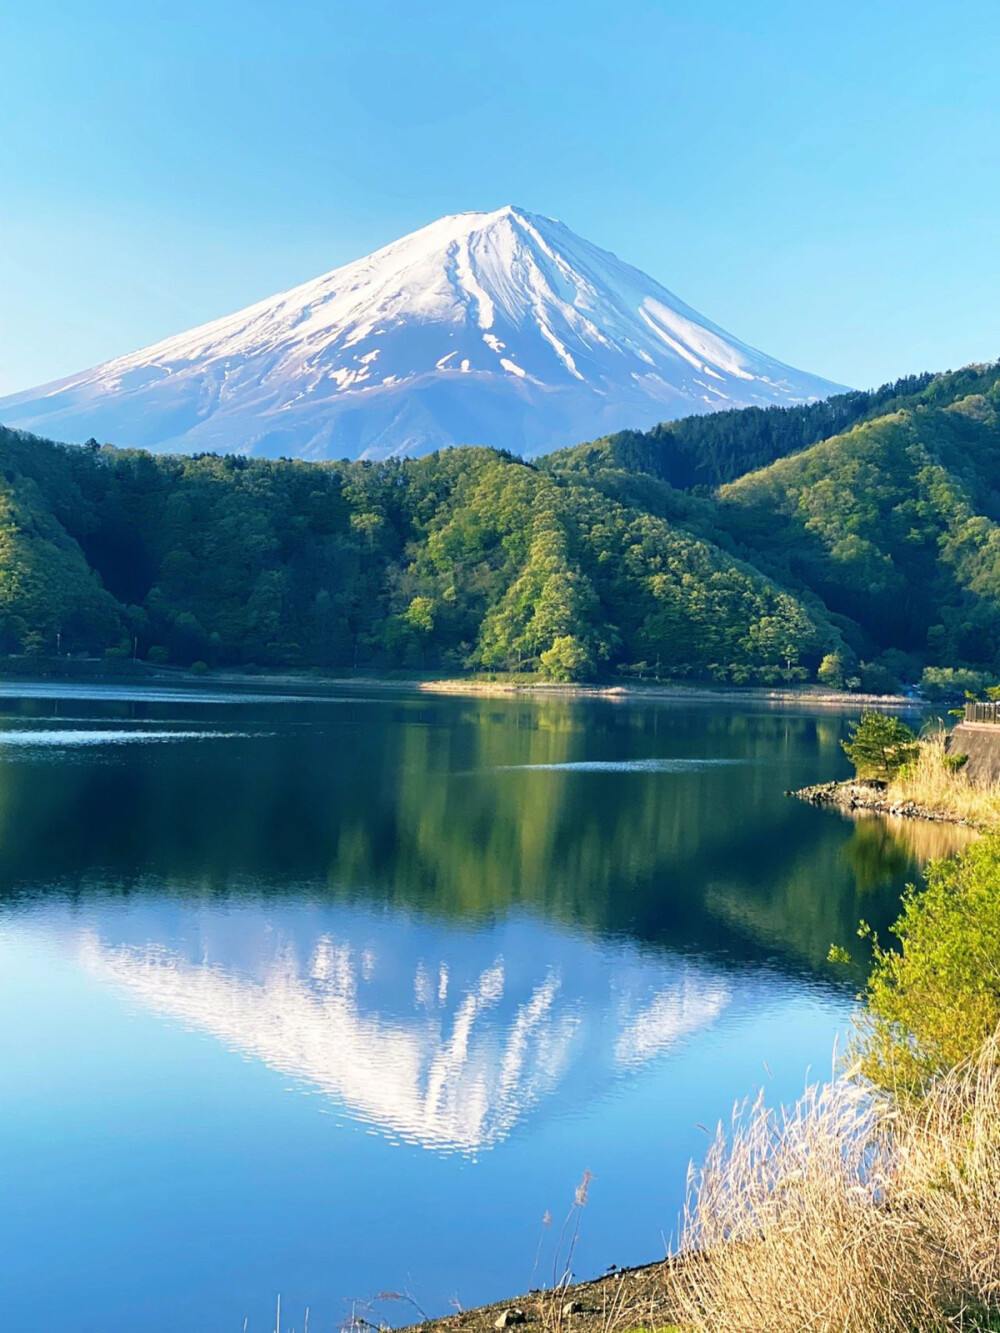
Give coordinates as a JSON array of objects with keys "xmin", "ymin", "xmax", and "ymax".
[{"xmin": 395, "ymin": 1260, "xmax": 675, "ymax": 1333}]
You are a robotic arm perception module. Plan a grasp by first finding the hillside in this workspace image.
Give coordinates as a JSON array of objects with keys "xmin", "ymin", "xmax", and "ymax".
[
  {"xmin": 0, "ymin": 207, "xmax": 842, "ymax": 461},
  {"xmin": 2, "ymin": 361, "xmax": 1000, "ymax": 685},
  {"xmin": 716, "ymin": 365, "xmax": 1000, "ymax": 670},
  {"xmin": 0, "ymin": 426, "xmax": 840, "ymax": 680}
]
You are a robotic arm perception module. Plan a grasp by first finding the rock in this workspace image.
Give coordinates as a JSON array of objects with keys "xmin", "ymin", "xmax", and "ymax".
[
  {"xmin": 495, "ymin": 1311, "xmax": 527, "ymax": 1329},
  {"xmin": 561, "ymin": 1301, "xmax": 583, "ymax": 1317}
]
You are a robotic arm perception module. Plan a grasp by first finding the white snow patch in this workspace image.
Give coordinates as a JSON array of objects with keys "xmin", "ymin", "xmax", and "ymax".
[
  {"xmin": 454, "ymin": 237, "xmax": 495, "ymax": 330},
  {"xmin": 500, "ymin": 358, "xmax": 526, "ymax": 378},
  {"xmin": 537, "ymin": 322, "xmax": 584, "ymax": 380}
]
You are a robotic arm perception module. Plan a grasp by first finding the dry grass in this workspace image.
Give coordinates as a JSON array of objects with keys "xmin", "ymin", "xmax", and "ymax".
[
  {"xmin": 888, "ymin": 729, "xmax": 1000, "ymax": 829},
  {"xmin": 666, "ymin": 1035, "xmax": 1000, "ymax": 1333}
]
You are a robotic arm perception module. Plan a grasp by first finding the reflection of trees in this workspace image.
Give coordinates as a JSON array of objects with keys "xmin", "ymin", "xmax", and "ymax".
[
  {"xmin": 843, "ymin": 818, "xmax": 914, "ymax": 896},
  {"xmin": 843, "ymin": 811, "xmax": 979, "ymax": 883},
  {"xmin": 0, "ymin": 697, "xmax": 930, "ymax": 986}
]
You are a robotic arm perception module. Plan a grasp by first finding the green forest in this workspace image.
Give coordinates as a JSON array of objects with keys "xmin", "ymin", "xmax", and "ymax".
[{"xmin": 2, "ymin": 360, "xmax": 1000, "ymax": 686}]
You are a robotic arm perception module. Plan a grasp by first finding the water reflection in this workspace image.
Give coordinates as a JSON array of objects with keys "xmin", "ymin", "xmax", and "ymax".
[
  {"xmin": 0, "ymin": 694, "xmax": 926, "ymax": 989},
  {"xmin": 49, "ymin": 902, "xmax": 734, "ymax": 1154},
  {"xmin": 0, "ymin": 687, "xmax": 951, "ymax": 1331}
]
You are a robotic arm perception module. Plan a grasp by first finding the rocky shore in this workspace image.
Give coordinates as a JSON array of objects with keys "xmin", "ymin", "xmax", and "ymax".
[{"xmin": 790, "ymin": 779, "xmax": 980, "ymax": 827}]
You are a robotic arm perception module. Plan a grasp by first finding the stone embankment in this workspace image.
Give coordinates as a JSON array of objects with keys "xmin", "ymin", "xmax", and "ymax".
[{"xmin": 790, "ymin": 780, "xmax": 978, "ymax": 826}]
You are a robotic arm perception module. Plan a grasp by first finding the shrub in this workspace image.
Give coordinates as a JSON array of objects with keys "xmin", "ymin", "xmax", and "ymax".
[
  {"xmin": 921, "ymin": 666, "xmax": 996, "ymax": 700},
  {"xmin": 189, "ymin": 660, "xmax": 209, "ymax": 675},
  {"xmin": 856, "ymin": 835, "xmax": 1000, "ymax": 1090},
  {"xmin": 857, "ymin": 660, "xmax": 899, "ymax": 695},
  {"xmin": 842, "ymin": 710, "xmax": 919, "ymax": 780}
]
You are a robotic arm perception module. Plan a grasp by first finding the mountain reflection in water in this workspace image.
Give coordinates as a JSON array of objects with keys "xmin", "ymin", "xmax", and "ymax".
[
  {"xmin": 0, "ymin": 686, "xmax": 960, "ymax": 1332},
  {"xmin": 56, "ymin": 902, "xmax": 732, "ymax": 1154}
]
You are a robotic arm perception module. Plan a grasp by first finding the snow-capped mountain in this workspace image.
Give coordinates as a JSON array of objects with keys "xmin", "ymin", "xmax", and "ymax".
[{"xmin": 0, "ymin": 206, "xmax": 845, "ymax": 459}]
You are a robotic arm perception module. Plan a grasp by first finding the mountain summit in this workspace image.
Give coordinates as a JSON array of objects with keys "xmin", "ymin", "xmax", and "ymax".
[{"xmin": 0, "ymin": 206, "xmax": 844, "ymax": 459}]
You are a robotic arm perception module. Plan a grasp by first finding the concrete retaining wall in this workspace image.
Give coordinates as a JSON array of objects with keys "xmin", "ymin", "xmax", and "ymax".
[{"xmin": 946, "ymin": 723, "xmax": 1000, "ymax": 784}]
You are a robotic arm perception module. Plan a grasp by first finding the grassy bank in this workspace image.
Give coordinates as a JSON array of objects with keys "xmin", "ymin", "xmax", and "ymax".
[
  {"xmin": 796, "ymin": 731, "xmax": 1000, "ymax": 830},
  {"xmin": 888, "ymin": 733, "xmax": 1000, "ymax": 827}
]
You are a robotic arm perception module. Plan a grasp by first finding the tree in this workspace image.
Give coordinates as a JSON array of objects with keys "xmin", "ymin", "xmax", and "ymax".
[
  {"xmin": 841, "ymin": 710, "xmax": 919, "ymax": 780},
  {"xmin": 539, "ymin": 635, "xmax": 594, "ymax": 682},
  {"xmin": 817, "ymin": 652, "xmax": 846, "ymax": 690},
  {"xmin": 404, "ymin": 596, "xmax": 435, "ymax": 636}
]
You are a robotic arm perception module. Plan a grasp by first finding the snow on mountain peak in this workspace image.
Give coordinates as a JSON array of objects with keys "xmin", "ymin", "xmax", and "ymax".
[{"xmin": 0, "ymin": 206, "xmax": 845, "ymax": 459}]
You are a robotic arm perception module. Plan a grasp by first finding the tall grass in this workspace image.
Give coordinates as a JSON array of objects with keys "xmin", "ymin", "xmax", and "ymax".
[
  {"xmin": 888, "ymin": 729, "xmax": 1000, "ymax": 828},
  {"xmin": 667, "ymin": 1037, "xmax": 1000, "ymax": 1333}
]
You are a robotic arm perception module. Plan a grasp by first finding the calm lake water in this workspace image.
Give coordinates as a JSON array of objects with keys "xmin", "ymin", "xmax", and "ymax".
[{"xmin": 0, "ymin": 683, "xmax": 972, "ymax": 1332}]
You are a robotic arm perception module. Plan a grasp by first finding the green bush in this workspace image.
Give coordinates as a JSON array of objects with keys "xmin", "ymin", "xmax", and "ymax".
[
  {"xmin": 857, "ymin": 661, "xmax": 899, "ymax": 696},
  {"xmin": 858, "ymin": 835, "xmax": 1000, "ymax": 1090}
]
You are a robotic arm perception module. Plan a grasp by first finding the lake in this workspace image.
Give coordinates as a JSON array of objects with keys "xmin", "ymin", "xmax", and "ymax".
[{"xmin": 0, "ymin": 683, "xmax": 971, "ymax": 1332}]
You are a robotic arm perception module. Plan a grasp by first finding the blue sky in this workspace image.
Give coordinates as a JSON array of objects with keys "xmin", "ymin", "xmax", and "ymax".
[{"xmin": 1, "ymin": 0, "xmax": 998, "ymax": 396}]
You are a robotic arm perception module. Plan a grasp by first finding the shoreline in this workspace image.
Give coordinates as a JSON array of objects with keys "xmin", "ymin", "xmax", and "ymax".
[
  {"xmin": 791, "ymin": 778, "xmax": 986, "ymax": 829},
  {"xmin": 396, "ymin": 1258, "xmax": 674, "ymax": 1333},
  {"xmin": 0, "ymin": 660, "xmax": 924, "ymax": 710},
  {"xmin": 414, "ymin": 678, "xmax": 919, "ymax": 708}
]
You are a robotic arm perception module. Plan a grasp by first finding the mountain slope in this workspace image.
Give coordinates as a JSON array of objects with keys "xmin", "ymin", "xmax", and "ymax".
[
  {"xmin": 715, "ymin": 366, "xmax": 1000, "ymax": 666},
  {"xmin": 4, "ymin": 362, "xmax": 1000, "ymax": 684},
  {"xmin": 0, "ymin": 423, "xmax": 842, "ymax": 678},
  {"xmin": 0, "ymin": 206, "xmax": 843, "ymax": 460}
]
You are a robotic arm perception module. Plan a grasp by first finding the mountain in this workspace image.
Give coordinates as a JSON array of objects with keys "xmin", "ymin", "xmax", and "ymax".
[
  {"xmin": 0, "ymin": 206, "xmax": 843, "ymax": 460},
  {"xmin": 1, "ymin": 363, "xmax": 1000, "ymax": 685}
]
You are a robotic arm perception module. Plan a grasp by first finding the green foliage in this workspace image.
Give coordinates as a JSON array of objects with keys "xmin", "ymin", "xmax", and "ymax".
[
  {"xmin": 841, "ymin": 711, "xmax": 919, "ymax": 779},
  {"xmin": 554, "ymin": 370, "xmax": 953, "ymax": 489},
  {"xmin": 817, "ymin": 652, "xmax": 846, "ymax": 690},
  {"xmin": 4, "ymin": 360, "xmax": 1000, "ymax": 682},
  {"xmin": 718, "ymin": 369, "xmax": 1000, "ymax": 667},
  {"xmin": 540, "ymin": 634, "xmax": 594, "ymax": 682},
  {"xmin": 921, "ymin": 666, "xmax": 996, "ymax": 699},
  {"xmin": 858, "ymin": 836, "xmax": 1000, "ymax": 1089},
  {"xmin": 856, "ymin": 660, "xmax": 899, "ymax": 696},
  {"xmin": 0, "ymin": 426, "xmax": 840, "ymax": 680}
]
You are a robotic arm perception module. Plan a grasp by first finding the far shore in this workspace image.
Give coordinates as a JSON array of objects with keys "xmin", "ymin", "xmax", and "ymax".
[
  {"xmin": 0, "ymin": 657, "xmax": 927, "ymax": 710},
  {"xmin": 413, "ymin": 677, "xmax": 921, "ymax": 708}
]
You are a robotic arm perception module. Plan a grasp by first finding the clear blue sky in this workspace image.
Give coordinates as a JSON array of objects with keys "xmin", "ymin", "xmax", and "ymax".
[{"xmin": 1, "ymin": 0, "xmax": 998, "ymax": 396}]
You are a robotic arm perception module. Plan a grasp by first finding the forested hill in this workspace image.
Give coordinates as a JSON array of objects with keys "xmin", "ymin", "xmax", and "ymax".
[
  {"xmin": 556, "ymin": 364, "xmax": 1000, "ymax": 489},
  {"xmin": 1, "ymin": 360, "xmax": 999, "ymax": 687}
]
